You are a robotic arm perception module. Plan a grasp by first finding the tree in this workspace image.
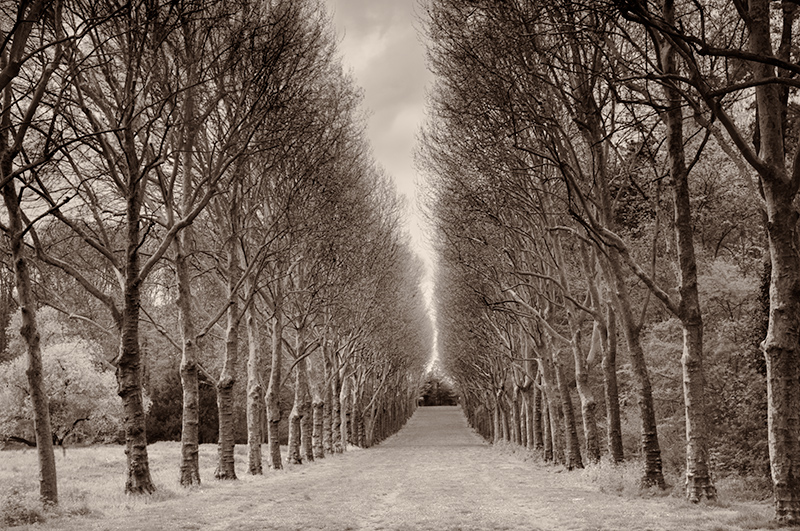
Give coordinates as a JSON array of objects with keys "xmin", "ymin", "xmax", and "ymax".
[{"xmin": 0, "ymin": 0, "xmax": 69, "ymax": 505}]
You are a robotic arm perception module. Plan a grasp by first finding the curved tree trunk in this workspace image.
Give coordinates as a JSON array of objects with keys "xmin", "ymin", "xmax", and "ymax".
[{"xmin": 604, "ymin": 249, "xmax": 665, "ymax": 488}]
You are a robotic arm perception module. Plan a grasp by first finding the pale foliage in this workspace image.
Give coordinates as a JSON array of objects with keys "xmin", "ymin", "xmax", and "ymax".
[{"xmin": 0, "ymin": 337, "xmax": 123, "ymax": 444}]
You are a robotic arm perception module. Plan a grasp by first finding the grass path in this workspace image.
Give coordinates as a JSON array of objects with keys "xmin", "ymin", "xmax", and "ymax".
[{"xmin": 2, "ymin": 406, "xmax": 781, "ymax": 530}]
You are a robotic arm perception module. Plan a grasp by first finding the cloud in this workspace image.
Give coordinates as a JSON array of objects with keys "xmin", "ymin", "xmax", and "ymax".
[{"xmin": 326, "ymin": 0, "xmax": 431, "ymax": 193}]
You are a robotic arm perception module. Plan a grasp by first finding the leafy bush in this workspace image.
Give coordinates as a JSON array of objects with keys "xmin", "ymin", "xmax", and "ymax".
[{"xmin": 0, "ymin": 339, "xmax": 123, "ymax": 445}]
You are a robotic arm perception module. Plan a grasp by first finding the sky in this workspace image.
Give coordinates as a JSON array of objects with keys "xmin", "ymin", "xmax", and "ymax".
[
  {"xmin": 323, "ymin": 0, "xmax": 432, "ymax": 253},
  {"xmin": 323, "ymin": 0, "xmax": 438, "ymax": 367}
]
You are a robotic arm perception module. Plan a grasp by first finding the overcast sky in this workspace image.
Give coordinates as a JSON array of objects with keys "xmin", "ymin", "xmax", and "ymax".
[{"xmin": 324, "ymin": 0, "xmax": 432, "ymax": 247}]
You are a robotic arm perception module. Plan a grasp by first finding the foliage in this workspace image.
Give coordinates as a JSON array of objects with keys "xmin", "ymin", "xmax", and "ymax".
[
  {"xmin": 420, "ymin": 375, "xmax": 459, "ymax": 406},
  {"xmin": 0, "ymin": 311, "xmax": 124, "ymax": 445}
]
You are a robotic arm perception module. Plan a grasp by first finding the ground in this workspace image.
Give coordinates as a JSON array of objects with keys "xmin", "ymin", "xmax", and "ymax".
[{"xmin": 0, "ymin": 406, "xmax": 786, "ymax": 530}]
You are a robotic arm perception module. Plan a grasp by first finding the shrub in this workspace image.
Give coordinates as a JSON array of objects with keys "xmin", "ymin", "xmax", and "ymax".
[{"xmin": 0, "ymin": 339, "xmax": 123, "ymax": 445}]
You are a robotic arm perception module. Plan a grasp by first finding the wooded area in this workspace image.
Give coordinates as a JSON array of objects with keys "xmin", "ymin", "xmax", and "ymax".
[
  {"xmin": 0, "ymin": 0, "xmax": 429, "ymax": 509},
  {"xmin": 420, "ymin": 0, "xmax": 800, "ymax": 525}
]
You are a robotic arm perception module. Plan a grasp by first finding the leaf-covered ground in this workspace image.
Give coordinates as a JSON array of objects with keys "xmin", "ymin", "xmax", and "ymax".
[{"xmin": 0, "ymin": 407, "xmax": 781, "ymax": 530}]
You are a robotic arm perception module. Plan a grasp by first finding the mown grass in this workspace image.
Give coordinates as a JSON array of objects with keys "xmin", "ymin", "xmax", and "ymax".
[
  {"xmin": 0, "ymin": 442, "xmax": 294, "ymax": 529},
  {"xmin": 0, "ymin": 439, "xmax": 791, "ymax": 531}
]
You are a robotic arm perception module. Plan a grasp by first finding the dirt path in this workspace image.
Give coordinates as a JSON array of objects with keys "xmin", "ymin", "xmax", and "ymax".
[{"xmin": 35, "ymin": 406, "xmax": 774, "ymax": 531}]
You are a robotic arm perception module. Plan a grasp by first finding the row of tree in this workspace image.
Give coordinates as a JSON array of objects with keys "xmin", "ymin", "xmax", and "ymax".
[
  {"xmin": 1, "ymin": 0, "xmax": 430, "ymax": 505},
  {"xmin": 421, "ymin": 0, "xmax": 796, "ymax": 524}
]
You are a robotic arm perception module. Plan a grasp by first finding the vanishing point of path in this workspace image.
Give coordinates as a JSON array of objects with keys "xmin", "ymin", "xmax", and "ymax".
[{"xmin": 59, "ymin": 406, "xmax": 771, "ymax": 531}]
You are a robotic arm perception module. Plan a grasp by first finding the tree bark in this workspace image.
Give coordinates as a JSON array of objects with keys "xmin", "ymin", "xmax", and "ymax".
[
  {"xmin": 601, "ymin": 303, "xmax": 624, "ymax": 463},
  {"xmin": 175, "ymin": 232, "xmax": 201, "ymax": 486},
  {"xmin": 2, "ymin": 171, "xmax": 58, "ymax": 505},
  {"xmin": 606, "ymin": 249, "xmax": 664, "ymax": 488},
  {"xmin": 214, "ymin": 222, "xmax": 241, "ymax": 480},
  {"xmin": 119, "ymin": 183, "xmax": 156, "ymax": 494},
  {"xmin": 555, "ymin": 359, "xmax": 583, "ymax": 470},
  {"xmin": 748, "ymin": 0, "xmax": 800, "ymax": 522},
  {"xmin": 331, "ymin": 360, "xmax": 343, "ymax": 453},
  {"xmin": 660, "ymin": 0, "xmax": 715, "ymax": 500},
  {"xmin": 246, "ymin": 302, "xmax": 264, "ymax": 475},
  {"xmin": 265, "ymin": 282, "xmax": 284, "ymax": 470}
]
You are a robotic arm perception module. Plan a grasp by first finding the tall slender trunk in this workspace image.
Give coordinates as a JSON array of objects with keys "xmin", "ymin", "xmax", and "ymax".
[
  {"xmin": 331, "ymin": 360, "xmax": 343, "ymax": 453},
  {"xmin": 541, "ymin": 390, "xmax": 552, "ymax": 462},
  {"xmin": 214, "ymin": 223, "xmax": 241, "ymax": 481},
  {"xmin": 661, "ymin": 0, "xmax": 714, "ymax": 500},
  {"xmin": 606, "ymin": 249, "xmax": 664, "ymax": 488},
  {"xmin": 119, "ymin": 183, "xmax": 155, "ymax": 494},
  {"xmin": 266, "ymin": 282, "xmax": 283, "ymax": 469},
  {"xmin": 749, "ymin": 1, "xmax": 800, "ymax": 522},
  {"xmin": 539, "ymin": 355, "xmax": 564, "ymax": 464},
  {"xmin": 554, "ymin": 235, "xmax": 599, "ymax": 464},
  {"xmin": 246, "ymin": 301, "xmax": 263, "ymax": 475},
  {"xmin": 602, "ymin": 303, "xmax": 624, "ymax": 463},
  {"xmin": 339, "ymin": 374, "xmax": 350, "ymax": 450},
  {"xmin": 175, "ymin": 232, "xmax": 201, "ymax": 486},
  {"xmin": 2, "ymin": 173, "xmax": 57, "ymax": 504},
  {"xmin": 571, "ymin": 335, "xmax": 598, "ymax": 465},
  {"xmin": 287, "ymin": 367, "xmax": 303, "ymax": 464},
  {"xmin": 322, "ymin": 343, "xmax": 333, "ymax": 454},
  {"xmin": 511, "ymin": 388, "xmax": 521, "ymax": 445},
  {"xmin": 555, "ymin": 359, "xmax": 583, "ymax": 470},
  {"xmin": 532, "ymin": 376, "xmax": 543, "ymax": 453}
]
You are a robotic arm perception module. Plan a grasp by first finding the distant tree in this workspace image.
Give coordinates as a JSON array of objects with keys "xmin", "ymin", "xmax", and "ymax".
[{"xmin": 420, "ymin": 376, "xmax": 458, "ymax": 406}]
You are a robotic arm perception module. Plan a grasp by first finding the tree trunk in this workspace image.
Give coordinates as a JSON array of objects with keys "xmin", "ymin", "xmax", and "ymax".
[
  {"xmin": 605, "ymin": 249, "xmax": 665, "ymax": 488},
  {"xmin": 174, "ymin": 233, "xmax": 201, "ymax": 486},
  {"xmin": 511, "ymin": 389, "xmax": 521, "ymax": 445},
  {"xmin": 555, "ymin": 360, "xmax": 583, "ymax": 470},
  {"xmin": 749, "ymin": 1, "xmax": 800, "ymax": 522},
  {"xmin": 246, "ymin": 303, "xmax": 263, "ymax": 475},
  {"xmin": 571, "ymin": 335, "xmax": 599, "ymax": 465},
  {"xmin": 340, "ymin": 376, "xmax": 350, "ymax": 450},
  {"xmin": 312, "ymin": 399, "xmax": 324, "ymax": 459},
  {"xmin": 214, "ymin": 236, "xmax": 240, "ymax": 481},
  {"xmin": 331, "ymin": 364, "xmax": 343, "ymax": 453},
  {"xmin": 119, "ymin": 186, "xmax": 156, "ymax": 494},
  {"xmin": 2, "ymin": 174, "xmax": 58, "ymax": 504},
  {"xmin": 301, "ymin": 368, "xmax": 314, "ymax": 461},
  {"xmin": 541, "ymin": 390, "xmax": 552, "ymax": 462},
  {"xmin": 762, "ymin": 194, "xmax": 800, "ymax": 522},
  {"xmin": 660, "ymin": 1, "xmax": 715, "ymax": 500},
  {"xmin": 533, "ymin": 375, "xmax": 543, "ymax": 453},
  {"xmin": 322, "ymin": 346, "xmax": 333, "ymax": 454},
  {"xmin": 265, "ymin": 283, "xmax": 283, "ymax": 470},
  {"xmin": 287, "ymin": 379, "xmax": 303, "ymax": 465},
  {"xmin": 602, "ymin": 303, "xmax": 624, "ymax": 463}
]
